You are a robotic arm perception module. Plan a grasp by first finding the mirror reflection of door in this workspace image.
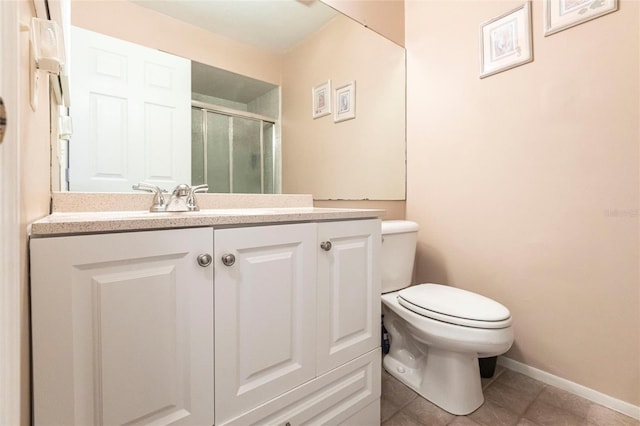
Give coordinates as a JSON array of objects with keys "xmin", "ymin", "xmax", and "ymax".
[
  {"xmin": 70, "ymin": 27, "xmax": 280, "ymax": 194},
  {"xmin": 69, "ymin": 27, "xmax": 191, "ymax": 192}
]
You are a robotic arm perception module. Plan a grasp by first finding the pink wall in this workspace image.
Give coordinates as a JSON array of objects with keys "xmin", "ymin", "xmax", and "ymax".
[
  {"xmin": 314, "ymin": 200, "xmax": 406, "ymax": 220},
  {"xmin": 8, "ymin": 0, "xmax": 54, "ymax": 422},
  {"xmin": 304, "ymin": 0, "xmax": 408, "ymax": 213},
  {"xmin": 71, "ymin": 0, "xmax": 281, "ymax": 85},
  {"xmin": 322, "ymin": 0, "xmax": 405, "ymax": 46},
  {"xmin": 406, "ymin": 0, "xmax": 639, "ymax": 405},
  {"xmin": 282, "ymin": 14, "xmax": 406, "ymax": 201}
]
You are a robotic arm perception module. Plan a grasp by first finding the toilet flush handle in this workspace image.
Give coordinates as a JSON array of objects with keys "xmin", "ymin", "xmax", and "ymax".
[{"xmin": 320, "ymin": 241, "xmax": 332, "ymax": 251}]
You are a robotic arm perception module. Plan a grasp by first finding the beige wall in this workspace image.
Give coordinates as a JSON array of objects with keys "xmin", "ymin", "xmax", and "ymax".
[
  {"xmin": 13, "ymin": 0, "xmax": 53, "ymax": 422},
  {"xmin": 282, "ymin": 14, "xmax": 406, "ymax": 200},
  {"xmin": 317, "ymin": 0, "xmax": 406, "ymax": 214},
  {"xmin": 406, "ymin": 0, "xmax": 639, "ymax": 406},
  {"xmin": 71, "ymin": 0, "xmax": 281, "ymax": 85},
  {"xmin": 314, "ymin": 200, "xmax": 406, "ymax": 220},
  {"xmin": 322, "ymin": 0, "xmax": 405, "ymax": 47}
]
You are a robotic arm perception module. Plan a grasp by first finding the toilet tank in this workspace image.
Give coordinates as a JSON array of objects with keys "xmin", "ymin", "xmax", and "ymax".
[{"xmin": 381, "ymin": 220, "xmax": 419, "ymax": 293}]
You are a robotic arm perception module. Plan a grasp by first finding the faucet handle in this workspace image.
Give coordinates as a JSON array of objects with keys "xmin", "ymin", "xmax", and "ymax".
[
  {"xmin": 132, "ymin": 183, "xmax": 167, "ymax": 212},
  {"xmin": 187, "ymin": 184, "xmax": 208, "ymax": 211},
  {"xmin": 191, "ymin": 184, "xmax": 208, "ymax": 193}
]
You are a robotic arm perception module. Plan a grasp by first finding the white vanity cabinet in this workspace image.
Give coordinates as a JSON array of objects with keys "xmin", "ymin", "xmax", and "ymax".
[
  {"xmin": 30, "ymin": 217, "xmax": 381, "ymax": 426},
  {"xmin": 30, "ymin": 228, "xmax": 215, "ymax": 426},
  {"xmin": 214, "ymin": 220, "xmax": 381, "ymax": 425}
]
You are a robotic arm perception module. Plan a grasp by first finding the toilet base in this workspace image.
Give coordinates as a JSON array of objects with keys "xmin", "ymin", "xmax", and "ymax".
[
  {"xmin": 383, "ymin": 347, "xmax": 484, "ymax": 415},
  {"xmin": 381, "ymin": 290, "xmax": 513, "ymax": 415}
]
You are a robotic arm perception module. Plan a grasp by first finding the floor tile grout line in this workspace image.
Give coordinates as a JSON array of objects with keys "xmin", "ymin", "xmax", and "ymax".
[
  {"xmin": 382, "ymin": 394, "xmax": 421, "ymax": 426},
  {"xmin": 514, "ymin": 383, "xmax": 548, "ymax": 425},
  {"xmin": 382, "ymin": 365, "xmax": 640, "ymax": 426},
  {"xmin": 481, "ymin": 367, "xmax": 507, "ymax": 390},
  {"xmin": 380, "ymin": 384, "xmax": 420, "ymax": 423},
  {"xmin": 386, "ymin": 366, "xmax": 513, "ymax": 426}
]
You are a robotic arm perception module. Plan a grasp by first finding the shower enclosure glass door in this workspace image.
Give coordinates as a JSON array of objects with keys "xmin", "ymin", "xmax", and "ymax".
[{"xmin": 191, "ymin": 102, "xmax": 276, "ymax": 194}]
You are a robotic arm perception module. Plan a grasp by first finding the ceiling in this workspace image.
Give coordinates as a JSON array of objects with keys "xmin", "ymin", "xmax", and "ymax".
[
  {"xmin": 131, "ymin": 0, "xmax": 339, "ymax": 54},
  {"xmin": 130, "ymin": 0, "xmax": 339, "ymax": 104},
  {"xmin": 191, "ymin": 61, "xmax": 277, "ymax": 103}
]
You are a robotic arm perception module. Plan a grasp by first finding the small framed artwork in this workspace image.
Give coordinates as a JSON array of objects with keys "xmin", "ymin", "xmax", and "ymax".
[
  {"xmin": 543, "ymin": 0, "xmax": 617, "ymax": 36},
  {"xmin": 479, "ymin": 2, "xmax": 533, "ymax": 79},
  {"xmin": 334, "ymin": 81, "xmax": 356, "ymax": 123},
  {"xmin": 312, "ymin": 80, "xmax": 331, "ymax": 119}
]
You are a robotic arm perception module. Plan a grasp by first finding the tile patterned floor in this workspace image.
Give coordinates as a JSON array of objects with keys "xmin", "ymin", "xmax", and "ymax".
[{"xmin": 381, "ymin": 366, "xmax": 640, "ymax": 426}]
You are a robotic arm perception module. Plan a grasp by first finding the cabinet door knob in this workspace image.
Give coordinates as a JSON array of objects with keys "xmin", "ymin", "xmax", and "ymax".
[
  {"xmin": 320, "ymin": 241, "xmax": 332, "ymax": 251},
  {"xmin": 197, "ymin": 253, "xmax": 212, "ymax": 267},
  {"xmin": 221, "ymin": 253, "xmax": 236, "ymax": 266}
]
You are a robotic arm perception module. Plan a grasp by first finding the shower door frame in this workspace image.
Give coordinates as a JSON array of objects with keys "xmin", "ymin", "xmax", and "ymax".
[{"xmin": 192, "ymin": 100, "xmax": 277, "ymax": 194}]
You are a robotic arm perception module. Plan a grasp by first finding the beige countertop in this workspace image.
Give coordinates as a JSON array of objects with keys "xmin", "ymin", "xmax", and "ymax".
[
  {"xmin": 33, "ymin": 192, "xmax": 384, "ymax": 236},
  {"xmin": 50, "ymin": 192, "xmax": 316, "ymax": 212},
  {"xmin": 30, "ymin": 207, "xmax": 384, "ymax": 237}
]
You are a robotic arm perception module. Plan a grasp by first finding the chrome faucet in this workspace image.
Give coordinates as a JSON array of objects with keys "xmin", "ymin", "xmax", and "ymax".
[
  {"xmin": 166, "ymin": 183, "xmax": 209, "ymax": 211},
  {"xmin": 132, "ymin": 183, "xmax": 168, "ymax": 212},
  {"xmin": 166, "ymin": 184, "xmax": 191, "ymax": 212},
  {"xmin": 133, "ymin": 183, "xmax": 208, "ymax": 212}
]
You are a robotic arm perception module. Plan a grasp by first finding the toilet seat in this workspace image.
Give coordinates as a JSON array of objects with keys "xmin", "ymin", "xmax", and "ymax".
[{"xmin": 397, "ymin": 284, "xmax": 512, "ymax": 329}]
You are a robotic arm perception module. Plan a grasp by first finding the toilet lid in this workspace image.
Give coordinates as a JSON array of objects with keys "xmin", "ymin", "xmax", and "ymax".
[{"xmin": 397, "ymin": 284, "xmax": 512, "ymax": 329}]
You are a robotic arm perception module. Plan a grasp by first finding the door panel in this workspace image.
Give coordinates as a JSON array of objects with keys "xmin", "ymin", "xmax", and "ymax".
[
  {"xmin": 70, "ymin": 26, "xmax": 191, "ymax": 192},
  {"xmin": 263, "ymin": 121, "xmax": 275, "ymax": 194},
  {"xmin": 317, "ymin": 220, "xmax": 381, "ymax": 375},
  {"xmin": 214, "ymin": 223, "xmax": 316, "ymax": 424},
  {"xmin": 31, "ymin": 228, "xmax": 214, "ymax": 425},
  {"xmin": 231, "ymin": 117, "xmax": 261, "ymax": 193},
  {"xmin": 205, "ymin": 111, "xmax": 231, "ymax": 192}
]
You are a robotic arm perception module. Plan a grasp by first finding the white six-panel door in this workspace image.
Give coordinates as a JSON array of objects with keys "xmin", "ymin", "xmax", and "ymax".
[
  {"xmin": 69, "ymin": 26, "xmax": 191, "ymax": 192},
  {"xmin": 214, "ymin": 223, "xmax": 317, "ymax": 424},
  {"xmin": 30, "ymin": 228, "xmax": 214, "ymax": 426},
  {"xmin": 316, "ymin": 219, "xmax": 381, "ymax": 375}
]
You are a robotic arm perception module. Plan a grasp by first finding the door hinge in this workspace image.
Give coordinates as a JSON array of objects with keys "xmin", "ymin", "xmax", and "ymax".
[{"xmin": 0, "ymin": 96, "xmax": 6, "ymax": 144}]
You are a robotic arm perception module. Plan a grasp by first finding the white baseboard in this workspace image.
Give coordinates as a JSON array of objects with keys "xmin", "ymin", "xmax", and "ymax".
[{"xmin": 498, "ymin": 357, "xmax": 640, "ymax": 421}]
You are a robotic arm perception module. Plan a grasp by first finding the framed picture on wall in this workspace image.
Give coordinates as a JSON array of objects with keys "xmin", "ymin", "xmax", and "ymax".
[
  {"xmin": 312, "ymin": 80, "xmax": 331, "ymax": 119},
  {"xmin": 334, "ymin": 81, "xmax": 356, "ymax": 123},
  {"xmin": 543, "ymin": 0, "xmax": 618, "ymax": 36},
  {"xmin": 479, "ymin": 2, "xmax": 533, "ymax": 79}
]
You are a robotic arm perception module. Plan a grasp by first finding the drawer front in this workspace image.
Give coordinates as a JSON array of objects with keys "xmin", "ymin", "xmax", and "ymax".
[{"xmin": 222, "ymin": 349, "xmax": 381, "ymax": 426}]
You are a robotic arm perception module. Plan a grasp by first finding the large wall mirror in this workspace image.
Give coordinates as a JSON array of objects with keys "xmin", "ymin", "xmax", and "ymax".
[{"xmin": 55, "ymin": 0, "xmax": 406, "ymax": 200}]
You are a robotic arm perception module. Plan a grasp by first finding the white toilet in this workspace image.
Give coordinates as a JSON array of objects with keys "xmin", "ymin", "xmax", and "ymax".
[{"xmin": 381, "ymin": 220, "xmax": 514, "ymax": 415}]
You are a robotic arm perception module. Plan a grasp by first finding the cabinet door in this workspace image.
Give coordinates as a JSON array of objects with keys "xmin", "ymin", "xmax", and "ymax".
[
  {"xmin": 214, "ymin": 223, "xmax": 316, "ymax": 424},
  {"xmin": 317, "ymin": 219, "xmax": 381, "ymax": 374},
  {"xmin": 30, "ymin": 228, "xmax": 214, "ymax": 426}
]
